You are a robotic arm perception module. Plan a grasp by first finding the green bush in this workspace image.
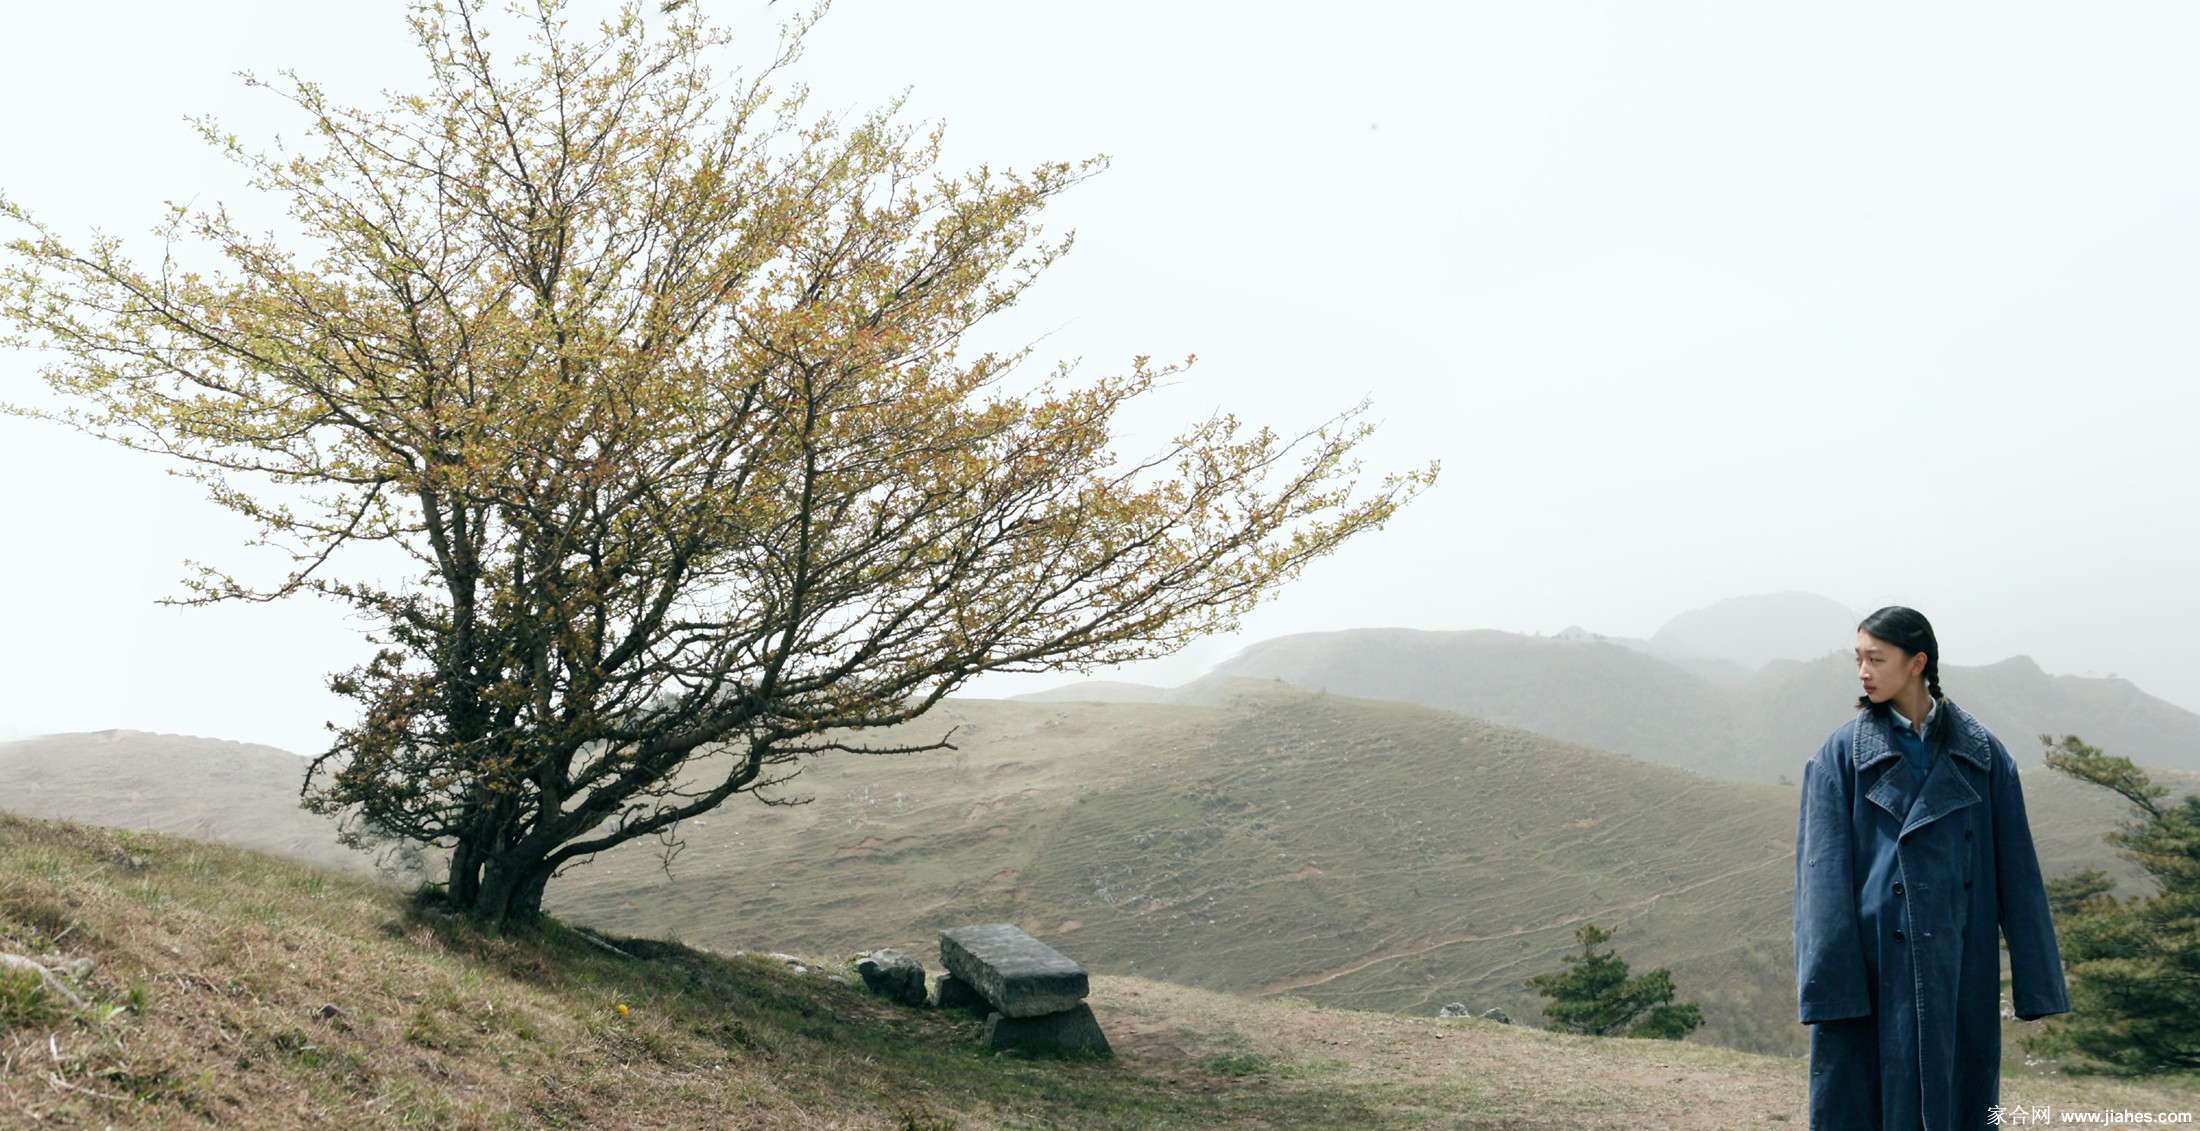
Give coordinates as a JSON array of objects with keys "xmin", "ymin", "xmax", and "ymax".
[
  {"xmin": 1526, "ymin": 923, "xmax": 1703, "ymax": 1039},
  {"xmin": 2026, "ymin": 735, "xmax": 2200, "ymax": 1074}
]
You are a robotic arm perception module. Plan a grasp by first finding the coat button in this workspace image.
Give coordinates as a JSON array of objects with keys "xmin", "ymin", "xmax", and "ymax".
[
  {"xmin": 1964, "ymin": 879, "xmax": 1973, "ymax": 891},
  {"xmin": 1893, "ymin": 930, "xmax": 1906, "ymax": 942},
  {"xmin": 1965, "ymin": 829, "xmax": 1974, "ymax": 840},
  {"xmin": 1893, "ymin": 881, "xmax": 1905, "ymax": 895}
]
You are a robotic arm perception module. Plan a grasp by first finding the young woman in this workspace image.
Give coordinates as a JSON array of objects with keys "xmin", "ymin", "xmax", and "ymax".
[{"xmin": 1793, "ymin": 606, "xmax": 2068, "ymax": 1129}]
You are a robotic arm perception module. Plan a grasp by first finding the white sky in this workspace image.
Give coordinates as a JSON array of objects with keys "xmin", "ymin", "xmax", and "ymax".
[{"xmin": 4, "ymin": 2, "xmax": 2196, "ymax": 755}]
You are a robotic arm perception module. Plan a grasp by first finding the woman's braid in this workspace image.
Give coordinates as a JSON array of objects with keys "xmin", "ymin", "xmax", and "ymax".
[{"xmin": 1925, "ymin": 659, "xmax": 1949, "ymax": 751}]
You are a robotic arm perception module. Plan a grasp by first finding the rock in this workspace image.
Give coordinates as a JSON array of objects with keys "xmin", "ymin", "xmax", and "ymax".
[
  {"xmin": 938, "ymin": 923, "xmax": 1088, "ymax": 1019},
  {"xmin": 754, "ymin": 952, "xmax": 811, "ymax": 974},
  {"xmin": 856, "ymin": 948, "xmax": 928, "ymax": 1008},
  {"xmin": 931, "ymin": 973, "xmax": 985, "ymax": 1011},
  {"xmin": 981, "ymin": 1003, "xmax": 1111, "ymax": 1055},
  {"xmin": 1482, "ymin": 1007, "xmax": 1512, "ymax": 1024},
  {"xmin": 66, "ymin": 958, "xmax": 95, "ymax": 981},
  {"xmin": 1437, "ymin": 1002, "xmax": 1470, "ymax": 1019}
]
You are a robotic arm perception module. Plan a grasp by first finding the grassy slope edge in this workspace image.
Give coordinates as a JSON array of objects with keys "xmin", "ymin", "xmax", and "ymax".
[{"xmin": 5, "ymin": 814, "xmax": 2194, "ymax": 1129}]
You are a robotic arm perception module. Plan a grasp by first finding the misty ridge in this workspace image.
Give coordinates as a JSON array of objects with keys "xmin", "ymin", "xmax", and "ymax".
[{"xmin": 1022, "ymin": 591, "xmax": 2200, "ymax": 783}]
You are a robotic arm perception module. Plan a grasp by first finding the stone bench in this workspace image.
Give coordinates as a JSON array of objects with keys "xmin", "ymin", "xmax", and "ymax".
[{"xmin": 937, "ymin": 923, "xmax": 1109, "ymax": 1054}]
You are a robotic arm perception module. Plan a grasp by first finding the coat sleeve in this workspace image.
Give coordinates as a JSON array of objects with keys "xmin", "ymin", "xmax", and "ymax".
[
  {"xmin": 1991, "ymin": 740, "xmax": 2071, "ymax": 1021},
  {"xmin": 1794, "ymin": 740, "xmax": 1872, "ymax": 1023}
]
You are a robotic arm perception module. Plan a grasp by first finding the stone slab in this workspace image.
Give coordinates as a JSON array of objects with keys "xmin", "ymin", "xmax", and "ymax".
[
  {"xmin": 937, "ymin": 923, "xmax": 1089, "ymax": 1019},
  {"xmin": 981, "ymin": 1003, "xmax": 1111, "ymax": 1055}
]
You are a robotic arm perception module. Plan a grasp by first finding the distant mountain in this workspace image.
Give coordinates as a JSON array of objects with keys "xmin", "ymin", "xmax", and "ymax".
[
  {"xmin": 1206, "ymin": 628, "xmax": 2200, "ymax": 781},
  {"xmin": 1197, "ymin": 627, "xmax": 1759, "ymax": 772},
  {"xmin": 1009, "ymin": 680, "xmax": 1173, "ymax": 705},
  {"xmin": 1014, "ymin": 589, "xmax": 1862, "ymax": 704},
  {"xmin": 1752, "ymin": 651, "xmax": 2200, "ymax": 775},
  {"xmin": 1554, "ymin": 625, "xmax": 1756, "ymax": 687},
  {"xmin": 1648, "ymin": 592, "xmax": 1860, "ymax": 671},
  {"xmin": 0, "ymin": 730, "xmax": 371, "ymax": 873}
]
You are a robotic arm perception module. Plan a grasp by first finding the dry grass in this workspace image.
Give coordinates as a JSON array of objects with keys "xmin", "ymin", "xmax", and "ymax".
[
  {"xmin": 1095, "ymin": 979, "xmax": 2200, "ymax": 1129},
  {"xmin": 0, "ymin": 812, "xmax": 977, "ymax": 1129},
  {"xmin": 3, "ymin": 811, "xmax": 2194, "ymax": 1129},
  {"xmin": 1, "ymin": 689, "xmax": 2174, "ymax": 1075}
]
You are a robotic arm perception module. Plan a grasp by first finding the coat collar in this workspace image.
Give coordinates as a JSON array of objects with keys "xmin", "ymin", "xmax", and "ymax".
[
  {"xmin": 1851, "ymin": 697, "xmax": 1992, "ymax": 774},
  {"xmin": 1855, "ymin": 698, "xmax": 1994, "ymax": 837}
]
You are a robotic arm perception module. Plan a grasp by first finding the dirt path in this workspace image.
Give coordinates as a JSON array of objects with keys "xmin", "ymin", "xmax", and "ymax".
[{"xmin": 1252, "ymin": 854, "xmax": 1786, "ymax": 995}]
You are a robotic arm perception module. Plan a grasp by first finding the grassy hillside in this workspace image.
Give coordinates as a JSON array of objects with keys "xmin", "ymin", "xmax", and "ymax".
[
  {"xmin": 1198, "ymin": 628, "xmax": 2200, "ymax": 781},
  {"xmin": 547, "ymin": 683, "xmax": 2150, "ymax": 1060},
  {"xmin": 8, "ymin": 812, "xmax": 2194, "ymax": 1129},
  {"xmin": 4, "ymin": 688, "xmax": 2172, "ymax": 1065},
  {"xmin": 0, "ymin": 730, "xmax": 374, "ymax": 874}
]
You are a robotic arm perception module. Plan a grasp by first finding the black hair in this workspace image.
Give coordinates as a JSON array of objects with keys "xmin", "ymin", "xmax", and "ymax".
[{"xmin": 1855, "ymin": 605, "xmax": 1950, "ymax": 752}]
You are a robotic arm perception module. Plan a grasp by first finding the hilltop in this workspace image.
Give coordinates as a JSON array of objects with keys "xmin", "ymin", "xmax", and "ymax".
[
  {"xmin": 9, "ymin": 812, "xmax": 2196, "ymax": 1128},
  {"xmin": 1644, "ymin": 591, "xmax": 1862, "ymax": 674}
]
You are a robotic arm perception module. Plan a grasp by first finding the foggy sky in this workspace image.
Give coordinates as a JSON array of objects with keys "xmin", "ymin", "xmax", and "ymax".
[{"xmin": 4, "ymin": 2, "xmax": 2196, "ymax": 756}]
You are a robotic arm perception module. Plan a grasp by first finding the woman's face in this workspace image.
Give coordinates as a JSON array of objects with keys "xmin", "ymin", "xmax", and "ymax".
[{"xmin": 1855, "ymin": 629, "xmax": 1927, "ymax": 704}]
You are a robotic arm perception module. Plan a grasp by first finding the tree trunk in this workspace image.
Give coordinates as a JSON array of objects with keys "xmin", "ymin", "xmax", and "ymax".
[
  {"xmin": 448, "ymin": 838, "xmax": 482, "ymax": 908},
  {"xmin": 470, "ymin": 851, "xmax": 554, "ymax": 924}
]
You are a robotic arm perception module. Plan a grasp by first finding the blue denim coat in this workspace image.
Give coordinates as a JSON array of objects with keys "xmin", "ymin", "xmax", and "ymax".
[{"xmin": 1793, "ymin": 700, "xmax": 2069, "ymax": 1130}]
